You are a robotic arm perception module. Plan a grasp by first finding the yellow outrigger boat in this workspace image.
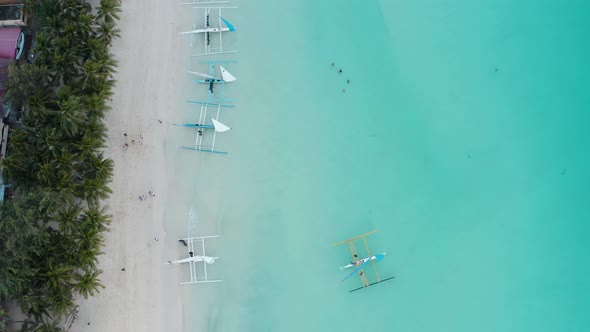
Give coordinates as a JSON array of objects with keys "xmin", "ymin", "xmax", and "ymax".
[{"xmin": 332, "ymin": 230, "xmax": 395, "ymax": 293}]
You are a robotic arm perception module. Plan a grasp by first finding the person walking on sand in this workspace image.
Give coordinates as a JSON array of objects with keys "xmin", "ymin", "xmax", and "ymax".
[{"xmin": 149, "ymin": 191, "xmax": 156, "ymax": 197}]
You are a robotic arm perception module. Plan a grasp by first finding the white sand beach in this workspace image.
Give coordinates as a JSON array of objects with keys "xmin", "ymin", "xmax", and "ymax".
[{"xmin": 70, "ymin": 1, "xmax": 195, "ymax": 331}]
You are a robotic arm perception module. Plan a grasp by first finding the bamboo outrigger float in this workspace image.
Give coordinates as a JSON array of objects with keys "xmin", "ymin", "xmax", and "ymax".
[{"xmin": 332, "ymin": 230, "xmax": 395, "ymax": 293}]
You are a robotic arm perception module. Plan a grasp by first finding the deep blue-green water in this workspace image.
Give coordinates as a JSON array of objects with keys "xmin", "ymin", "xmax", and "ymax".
[{"xmin": 175, "ymin": 0, "xmax": 590, "ymax": 331}]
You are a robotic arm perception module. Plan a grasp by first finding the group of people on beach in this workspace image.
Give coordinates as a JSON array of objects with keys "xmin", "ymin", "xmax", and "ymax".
[
  {"xmin": 122, "ymin": 132, "xmax": 144, "ymax": 150},
  {"xmin": 138, "ymin": 191, "xmax": 156, "ymax": 201}
]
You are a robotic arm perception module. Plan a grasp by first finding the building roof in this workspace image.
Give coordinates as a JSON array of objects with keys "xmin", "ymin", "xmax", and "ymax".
[{"xmin": 0, "ymin": 27, "xmax": 21, "ymax": 59}]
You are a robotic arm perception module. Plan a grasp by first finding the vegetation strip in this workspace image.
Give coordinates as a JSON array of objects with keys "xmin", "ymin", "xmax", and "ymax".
[{"xmin": 0, "ymin": 0, "xmax": 121, "ymax": 330}]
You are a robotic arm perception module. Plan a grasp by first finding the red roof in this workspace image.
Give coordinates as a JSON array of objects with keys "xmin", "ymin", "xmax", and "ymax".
[{"xmin": 0, "ymin": 28, "xmax": 22, "ymax": 60}]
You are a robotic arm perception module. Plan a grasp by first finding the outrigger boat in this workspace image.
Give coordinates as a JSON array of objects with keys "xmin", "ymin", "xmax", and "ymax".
[
  {"xmin": 170, "ymin": 235, "xmax": 222, "ymax": 285},
  {"xmin": 175, "ymin": 101, "xmax": 233, "ymax": 154},
  {"xmin": 187, "ymin": 60, "xmax": 237, "ymax": 103},
  {"xmin": 332, "ymin": 230, "xmax": 395, "ymax": 293},
  {"xmin": 179, "ymin": 7, "xmax": 238, "ymax": 56},
  {"xmin": 181, "ymin": 0, "xmax": 230, "ymax": 5}
]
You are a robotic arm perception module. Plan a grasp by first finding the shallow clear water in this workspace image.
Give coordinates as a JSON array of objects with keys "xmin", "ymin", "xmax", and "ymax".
[{"xmin": 167, "ymin": 0, "xmax": 590, "ymax": 331}]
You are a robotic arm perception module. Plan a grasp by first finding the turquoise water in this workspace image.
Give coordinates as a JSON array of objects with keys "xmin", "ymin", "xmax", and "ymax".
[{"xmin": 171, "ymin": 0, "xmax": 590, "ymax": 331}]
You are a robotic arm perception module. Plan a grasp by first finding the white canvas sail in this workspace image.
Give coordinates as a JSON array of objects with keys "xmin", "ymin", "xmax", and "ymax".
[
  {"xmin": 211, "ymin": 118, "xmax": 231, "ymax": 133},
  {"xmin": 219, "ymin": 66, "xmax": 236, "ymax": 82}
]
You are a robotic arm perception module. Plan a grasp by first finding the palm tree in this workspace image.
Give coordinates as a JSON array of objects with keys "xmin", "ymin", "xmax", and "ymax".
[
  {"xmin": 14, "ymin": 317, "xmax": 64, "ymax": 332},
  {"xmin": 19, "ymin": 292, "xmax": 51, "ymax": 323},
  {"xmin": 5, "ymin": 63, "xmax": 50, "ymax": 107},
  {"xmin": 53, "ymin": 91, "xmax": 85, "ymax": 138},
  {"xmin": 73, "ymin": 133, "xmax": 104, "ymax": 163},
  {"xmin": 48, "ymin": 38, "xmax": 78, "ymax": 85},
  {"xmin": 96, "ymin": 20, "xmax": 121, "ymax": 45},
  {"xmin": 36, "ymin": 128, "xmax": 64, "ymax": 160},
  {"xmin": 77, "ymin": 179, "xmax": 112, "ymax": 204},
  {"xmin": 80, "ymin": 60, "xmax": 102, "ymax": 90},
  {"xmin": 83, "ymin": 154, "xmax": 114, "ymax": 185},
  {"xmin": 37, "ymin": 190, "xmax": 70, "ymax": 222},
  {"xmin": 42, "ymin": 260, "xmax": 74, "ymax": 292},
  {"xmin": 55, "ymin": 203, "xmax": 83, "ymax": 235},
  {"xmin": 97, "ymin": 0, "xmax": 122, "ymax": 24},
  {"xmin": 82, "ymin": 37, "xmax": 109, "ymax": 63},
  {"xmin": 0, "ymin": 152, "xmax": 32, "ymax": 187},
  {"xmin": 81, "ymin": 120, "xmax": 108, "ymax": 144},
  {"xmin": 47, "ymin": 286, "xmax": 75, "ymax": 320},
  {"xmin": 83, "ymin": 93, "xmax": 109, "ymax": 121},
  {"xmin": 74, "ymin": 246, "xmax": 103, "ymax": 271},
  {"xmin": 75, "ymin": 224, "xmax": 104, "ymax": 253},
  {"xmin": 32, "ymin": 320, "xmax": 63, "ymax": 332},
  {"xmin": 35, "ymin": 161, "xmax": 59, "ymax": 187},
  {"xmin": 73, "ymin": 269, "xmax": 105, "ymax": 299},
  {"xmin": 83, "ymin": 204, "xmax": 111, "ymax": 227}
]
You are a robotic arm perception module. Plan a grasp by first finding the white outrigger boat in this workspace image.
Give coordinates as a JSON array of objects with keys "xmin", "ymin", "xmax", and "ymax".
[
  {"xmin": 179, "ymin": 7, "xmax": 238, "ymax": 56},
  {"xmin": 187, "ymin": 60, "xmax": 237, "ymax": 103},
  {"xmin": 333, "ymin": 230, "xmax": 395, "ymax": 293},
  {"xmin": 174, "ymin": 101, "xmax": 233, "ymax": 154},
  {"xmin": 181, "ymin": 0, "xmax": 230, "ymax": 5},
  {"xmin": 172, "ymin": 235, "xmax": 221, "ymax": 285}
]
